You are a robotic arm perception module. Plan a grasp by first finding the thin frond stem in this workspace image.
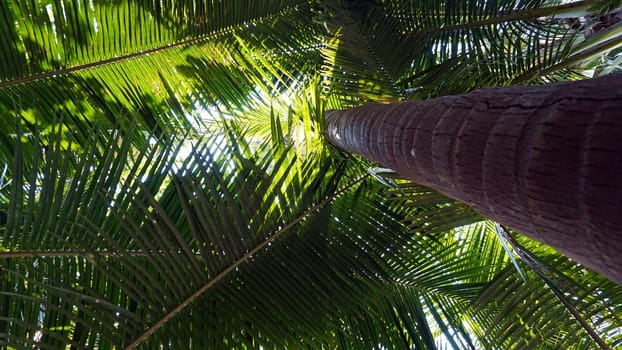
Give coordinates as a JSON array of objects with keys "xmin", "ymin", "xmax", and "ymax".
[
  {"xmin": 124, "ymin": 173, "xmax": 369, "ymax": 349},
  {"xmin": 544, "ymin": 280, "xmax": 612, "ymax": 350},
  {"xmin": 361, "ymin": 34, "xmax": 405, "ymax": 100},
  {"xmin": 0, "ymin": 5, "xmax": 304, "ymax": 89},
  {"xmin": 0, "ymin": 38, "xmax": 208, "ymax": 89},
  {"xmin": 410, "ymin": 1, "xmax": 591, "ymax": 36},
  {"xmin": 0, "ymin": 250, "xmax": 202, "ymax": 259},
  {"xmin": 499, "ymin": 225, "xmax": 612, "ymax": 350},
  {"xmin": 336, "ymin": 6, "xmax": 404, "ymax": 99}
]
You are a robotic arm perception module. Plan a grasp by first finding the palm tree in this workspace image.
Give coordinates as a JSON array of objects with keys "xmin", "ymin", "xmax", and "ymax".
[
  {"xmin": 1, "ymin": 0, "xmax": 621, "ymax": 349},
  {"xmin": 325, "ymin": 73, "xmax": 622, "ymax": 285}
]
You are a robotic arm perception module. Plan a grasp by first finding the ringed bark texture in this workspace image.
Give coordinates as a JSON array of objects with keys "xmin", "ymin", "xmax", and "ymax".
[{"xmin": 325, "ymin": 73, "xmax": 622, "ymax": 284}]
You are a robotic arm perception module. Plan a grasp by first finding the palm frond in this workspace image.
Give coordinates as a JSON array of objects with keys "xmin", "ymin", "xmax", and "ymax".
[
  {"xmin": 472, "ymin": 226, "xmax": 622, "ymax": 349},
  {"xmin": 319, "ymin": 0, "xmax": 621, "ymax": 103},
  {"xmin": 1, "ymin": 114, "xmax": 363, "ymax": 348},
  {"xmin": 0, "ymin": 0, "xmax": 309, "ymax": 83}
]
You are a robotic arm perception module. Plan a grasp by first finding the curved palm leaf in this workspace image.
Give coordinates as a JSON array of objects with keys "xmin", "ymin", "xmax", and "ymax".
[{"xmin": 0, "ymin": 0, "xmax": 309, "ymax": 82}]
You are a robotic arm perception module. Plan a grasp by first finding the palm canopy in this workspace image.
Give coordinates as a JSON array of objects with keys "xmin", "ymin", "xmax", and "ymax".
[{"xmin": 1, "ymin": 0, "xmax": 621, "ymax": 348}]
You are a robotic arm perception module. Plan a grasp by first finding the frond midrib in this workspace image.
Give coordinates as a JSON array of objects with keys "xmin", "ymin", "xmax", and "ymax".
[{"xmin": 0, "ymin": 4, "xmax": 307, "ymax": 89}]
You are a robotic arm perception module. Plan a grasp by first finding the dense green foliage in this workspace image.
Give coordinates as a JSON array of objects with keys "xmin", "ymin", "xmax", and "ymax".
[{"xmin": 1, "ymin": 0, "xmax": 621, "ymax": 348}]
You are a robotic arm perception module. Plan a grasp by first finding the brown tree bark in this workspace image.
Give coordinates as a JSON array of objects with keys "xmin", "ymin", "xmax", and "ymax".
[{"xmin": 325, "ymin": 73, "xmax": 622, "ymax": 284}]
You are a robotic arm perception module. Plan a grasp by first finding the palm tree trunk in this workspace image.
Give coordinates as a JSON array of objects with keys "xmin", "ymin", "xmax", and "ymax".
[{"xmin": 325, "ymin": 73, "xmax": 622, "ymax": 284}]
